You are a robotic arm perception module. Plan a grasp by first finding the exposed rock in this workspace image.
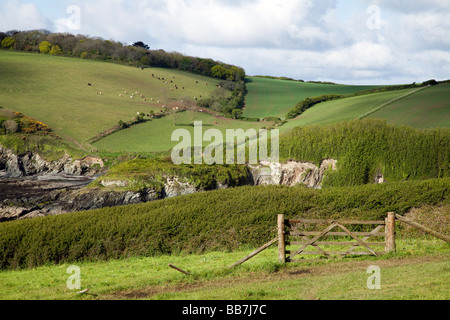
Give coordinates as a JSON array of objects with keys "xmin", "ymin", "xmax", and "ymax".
[
  {"xmin": 100, "ymin": 180, "xmax": 129, "ymax": 187},
  {"xmin": 248, "ymin": 159, "xmax": 338, "ymax": 189},
  {"xmin": 164, "ymin": 177, "xmax": 198, "ymax": 198},
  {"xmin": 0, "ymin": 146, "xmax": 103, "ymax": 178}
]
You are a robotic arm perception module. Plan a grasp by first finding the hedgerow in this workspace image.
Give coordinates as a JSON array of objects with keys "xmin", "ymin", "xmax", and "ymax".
[
  {"xmin": 279, "ymin": 119, "xmax": 450, "ymax": 187},
  {"xmin": 1, "ymin": 178, "xmax": 448, "ymax": 270}
]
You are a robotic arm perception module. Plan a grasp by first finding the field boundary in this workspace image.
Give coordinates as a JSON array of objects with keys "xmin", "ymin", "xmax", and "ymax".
[
  {"xmin": 278, "ymin": 214, "xmax": 393, "ymax": 263},
  {"xmin": 230, "ymin": 211, "xmax": 449, "ymax": 268}
]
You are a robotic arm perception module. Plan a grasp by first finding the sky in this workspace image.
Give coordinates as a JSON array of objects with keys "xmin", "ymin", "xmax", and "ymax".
[{"xmin": 0, "ymin": 0, "xmax": 449, "ymax": 85}]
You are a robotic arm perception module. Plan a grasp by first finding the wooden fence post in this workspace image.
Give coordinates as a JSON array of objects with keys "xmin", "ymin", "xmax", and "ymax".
[
  {"xmin": 278, "ymin": 214, "xmax": 286, "ymax": 263},
  {"xmin": 386, "ymin": 212, "xmax": 396, "ymax": 253}
]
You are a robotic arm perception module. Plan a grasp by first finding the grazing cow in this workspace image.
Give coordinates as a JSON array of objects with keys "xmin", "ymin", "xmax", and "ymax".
[{"xmin": 88, "ymin": 83, "xmax": 92, "ymax": 86}]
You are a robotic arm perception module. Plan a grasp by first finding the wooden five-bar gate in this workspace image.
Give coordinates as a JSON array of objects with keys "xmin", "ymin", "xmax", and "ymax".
[
  {"xmin": 229, "ymin": 212, "xmax": 448, "ymax": 268},
  {"xmin": 277, "ymin": 213, "xmax": 396, "ymax": 263}
]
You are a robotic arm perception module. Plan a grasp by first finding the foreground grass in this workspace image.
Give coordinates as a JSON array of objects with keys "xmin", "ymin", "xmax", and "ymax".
[{"xmin": 0, "ymin": 239, "xmax": 448, "ymax": 300}]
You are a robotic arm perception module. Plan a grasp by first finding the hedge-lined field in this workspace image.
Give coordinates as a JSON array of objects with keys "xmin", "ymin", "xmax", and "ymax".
[
  {"xmin": 279, "ymin": 119, "xmax": 450, "ymax": 187},
  {"xmin": 1, "ymin": 178, "xmax": 449, "ymax": 270},
  {"xmin": 243, "ymin": 77, "xmax": 382, "ymax": 119}
]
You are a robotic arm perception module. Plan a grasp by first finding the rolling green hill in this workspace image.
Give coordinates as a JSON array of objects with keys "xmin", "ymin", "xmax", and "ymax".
[
  {"xmin": 1, "ymin": 50, "xmax": 448, "ymax": 156},
  {"xmin": 0, "ymin": 50, "xmax": 225, "ymax": 149},
  {"xmin": 279, "ymin": 84, "xmax": 450, "ymax": 132},
  {"xmin": 367, "ymin": 83, "xmax": 450, "ymax": 128},
  {"xmin": 243, "ymin": 77, "xmax": 383, "ymax": 119},
  {"xmin": 93, "ymin": 110, "xmax": 267, "ymax": 152}
]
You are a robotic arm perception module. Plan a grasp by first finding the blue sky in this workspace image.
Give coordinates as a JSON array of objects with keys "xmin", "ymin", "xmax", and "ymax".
[{"xmin": 1, "ymin": 0, "xmax": 449, "ymax": 85}]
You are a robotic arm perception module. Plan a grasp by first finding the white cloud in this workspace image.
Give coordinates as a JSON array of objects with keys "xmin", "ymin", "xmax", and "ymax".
[
  {"xmin": 0, "ymin": 0, "xmax": 50, "ymax": 31},
  {"xmin": 1, "ymin": 0, "xmax": 449, "ymax": 84}
]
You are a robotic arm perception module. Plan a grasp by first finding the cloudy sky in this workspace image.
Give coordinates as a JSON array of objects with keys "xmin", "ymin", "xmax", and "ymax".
[{"xmin": 1, "ymin": 0, "xmax": 449, "ymax": 84}]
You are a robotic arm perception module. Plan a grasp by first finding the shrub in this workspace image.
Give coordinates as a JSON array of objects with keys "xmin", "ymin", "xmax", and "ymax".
[
  {"xmin": 0, "ymin": 178, "xmax": 448, "ymax": 270},
  {"xmin": 279, "ymin": 119, "xmax": 450, "ymax": 187},
  {"xmin": 1, "ymin": 37, "xmax": 16, "ymax": 49},
  {"xmin": 39, "ymin": 41, "xmax": 52, "ymax": 54},
  {"xmin": 49, "ymin": 45, "xmax": 63, "ymax": 55}
]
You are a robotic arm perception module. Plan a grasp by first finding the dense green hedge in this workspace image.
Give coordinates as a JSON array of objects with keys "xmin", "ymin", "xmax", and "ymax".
[
  {"xmin": 279, "ymin": 119, "xmax": 450, "ymax": 187},
  {"xmin": 1, "ymin": 178, "xmax": 449, "ymax": 270}
]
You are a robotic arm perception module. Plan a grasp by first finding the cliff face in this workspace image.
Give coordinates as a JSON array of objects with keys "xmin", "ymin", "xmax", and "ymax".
[
  {"xmin": 0, "ymin": 146, "xmax": 103, "ymax": 178},
  {"xmin": 248, "ymin": 159, "xmax": 337, "ymax": 189},
  {"xmin": 0, "ymin": 145, "xmax": 339, "ymax": 222}
]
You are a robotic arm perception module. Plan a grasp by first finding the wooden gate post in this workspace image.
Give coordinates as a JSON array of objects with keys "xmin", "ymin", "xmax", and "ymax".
[
  {"xmin": 278, "ymin": 214, "xmax": 286, "ymax": 263},
  {"xmin": 386, "ymin": 212, "xmax": 396, "ymax": 253}
]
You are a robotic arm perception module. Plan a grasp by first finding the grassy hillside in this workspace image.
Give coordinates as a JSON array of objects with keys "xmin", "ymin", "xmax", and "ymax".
[
  {"xmin": 1, "ymin": 178, "xmax": 448, "ymax": 270},
  {"xmin": 280, "ymin": 87, "xmax": 423, "ymax": 132},
  {"xmin": 243, "ymin": 77, "xmax": 382, "ymax": 119},
  {"xmin": 0, "ymin": 50, "xmax": 225, "ymax": 149},
  {"xmin": 93, "ymin": 110, "xmax": 267, "ymax": 153},
  {"xmin": 367, "ymin": 83, "xmax": 450, "ymax": 128}
]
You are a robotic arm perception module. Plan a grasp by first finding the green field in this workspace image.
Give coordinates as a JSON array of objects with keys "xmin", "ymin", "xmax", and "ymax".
[
  {"xmin": 280, "ymin": 87, "xmax": 436, "ymax": 132},
  {"xmin": 0, "ymin": 51, "xmax": 224, "ymax": 149},
  {"xmin": 0, "ymin": 240, "xmax": 448, "ymax": 300},
  {"xmin": 243, "ymin": 77, "xmax": 382, "ymax": 119},
  {"xmin": 368, "ymin": 84, "xmax": 450, "ymax": 128},
  {"xmin": 93, "ymin": 110, "xmax": 267, "ymax": 153}
]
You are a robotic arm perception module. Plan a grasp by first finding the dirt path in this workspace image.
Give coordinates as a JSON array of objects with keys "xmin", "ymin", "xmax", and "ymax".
[{"xmin": 104, "ymin": 254, "xmax": 448, "ymax": 300}]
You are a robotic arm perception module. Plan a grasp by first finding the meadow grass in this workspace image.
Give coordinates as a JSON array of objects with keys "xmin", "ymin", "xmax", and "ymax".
[
  {"xmin": 0, "ymin": 51, "xmax": 223, "ymax": 149},
  {"xmin": 93, "ymin": 110, "xmax": 267, "ymax": 152},
  {"xmin": 368, "ymin": 83, "xmax": 450, "ymax": 128},
  {"xmin": 279, "ymin": 88, "xmax": 423, "ymax": 133},
  {"xmin": 243, "ymin": 77, "xmax": 382, "ymax": 119},
  {"xmin": 0, "ymin": 239, "xmax": 447, "ymax": 300}
]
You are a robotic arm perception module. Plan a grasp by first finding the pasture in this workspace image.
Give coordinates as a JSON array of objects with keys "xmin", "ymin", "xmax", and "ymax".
[
  {"xmin": 93, "ymin": 110, "xmax": 268, "ymax": 152},
  {"xmin": 0, "ymin": 51, "xmax": 224, "ymax": 149},
  {"xmin": 367, "ymin": 83, "xmax": 450, "ymax": 128},
  {"xmin": 279, "ymin": 87, "xmax": 428, "ymax": 132},
  {"xmin": 243, "ymin": 77, "xmax": 382, "ymax": 119},
  {"xmin": 0, "ymin": 240, "xmax": 447, "ymax": 300}
]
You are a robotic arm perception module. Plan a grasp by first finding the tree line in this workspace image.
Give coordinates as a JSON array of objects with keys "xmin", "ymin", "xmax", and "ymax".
[{"xmin": 0, "ymin": 29, "xmax": 246, "ymax": 81}]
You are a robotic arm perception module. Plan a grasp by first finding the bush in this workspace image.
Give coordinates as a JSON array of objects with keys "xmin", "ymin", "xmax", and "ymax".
[
  {"xmin": 39, "ymin": 41, "xmax": 52, "ymax": 54},
  {"xmin": 279, "ymin": 119, "xmax": 450, "ymax": 187},
  {"xmin": 49, "ymin": 45, "xmax": 63, "ymax": 55},
  {"xmin": 1, "ymin": 37, "xmax": 16, "ymax": 49},
  {"xmin": 0, "ymin": 178, "xmax": 448, "ymax": 270}
]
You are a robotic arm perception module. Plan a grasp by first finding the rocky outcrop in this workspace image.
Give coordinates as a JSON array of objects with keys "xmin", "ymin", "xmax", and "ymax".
[
  {"xmin": 0, "ymin": 146, "xmax": 103, "ymax": 178},
  {"xmin": 0, "ymin": 147, "xmax": 338, "ymax": 222},
  {"xmin": 248, "ymin": 159, "xmax": 337, "ymax": 189}
]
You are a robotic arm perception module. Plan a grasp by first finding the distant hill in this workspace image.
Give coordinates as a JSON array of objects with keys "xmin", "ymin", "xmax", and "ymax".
[
  {"xmin": 0, "ymin": 50, "xmax": 227, "ymax": 150},
  {"xmin": 243, "ymin": 77, "xmax": 383, "ymax": 119}
]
